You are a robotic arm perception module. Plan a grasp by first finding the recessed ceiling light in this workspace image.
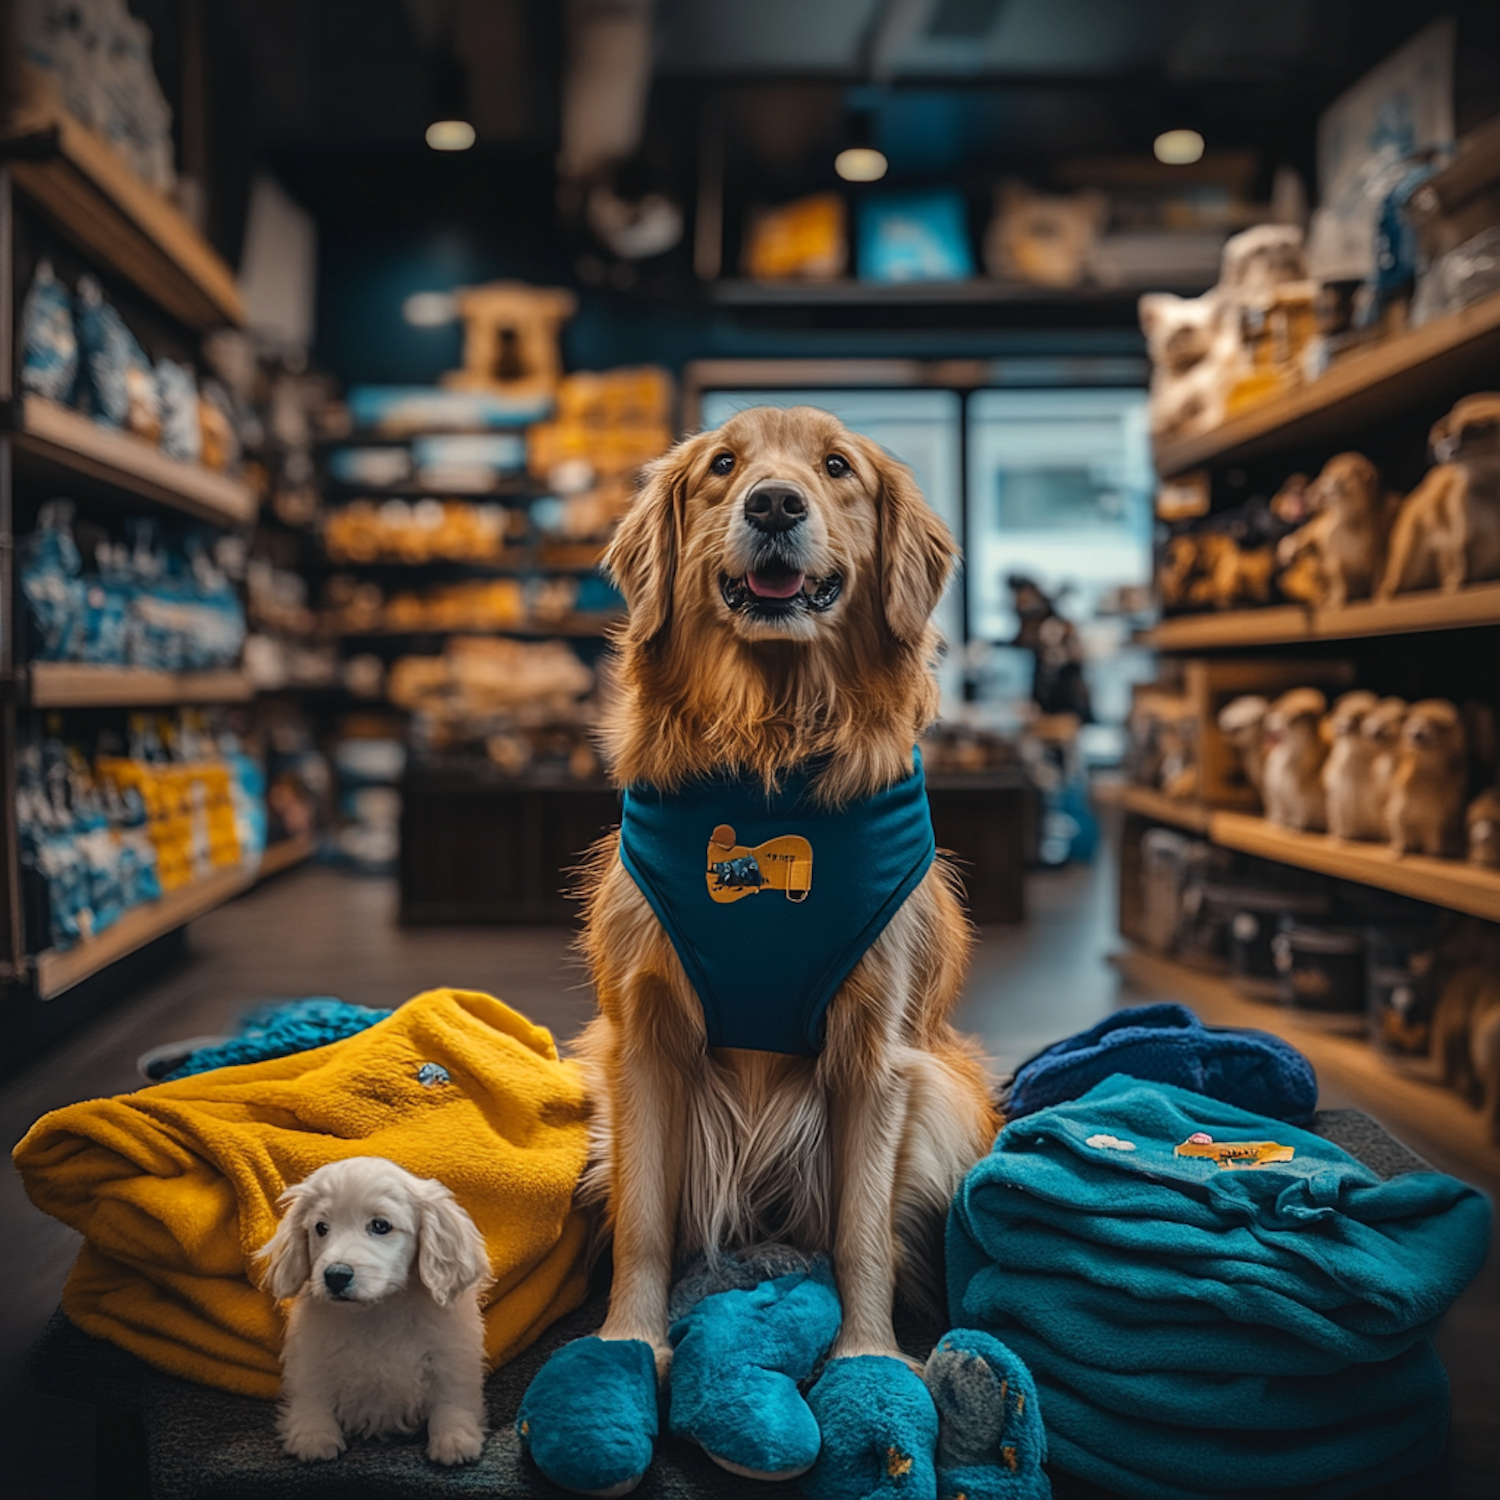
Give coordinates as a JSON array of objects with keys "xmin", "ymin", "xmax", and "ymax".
[
  {"xmin": 835, "ymin": 146, "xmax": 888, "ymax": 183},
  {"xmin": 426, "ymin": 119, "xmax": 475, "ymax": 152},
  {"xmin": 1154, "ymin": 129, "xmax": 1205, "ymax": 165},
  {"xmin": 403, "ymin": 292, "xmax": 457, "ymax": 327}
]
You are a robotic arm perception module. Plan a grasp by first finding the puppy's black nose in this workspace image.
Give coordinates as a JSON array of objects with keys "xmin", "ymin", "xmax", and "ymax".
[
  {"xmin": 744, "ymin": 483, "xmax": 807, "ymax": 534},
  {"xmin": 323, "ymin": 1264, "xmax": 354, "ymax": 1295}
]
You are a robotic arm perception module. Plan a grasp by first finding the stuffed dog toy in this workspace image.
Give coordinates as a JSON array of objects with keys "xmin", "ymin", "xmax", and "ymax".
[
  {"xmin": 1276, "ymin": 453, "xmax": 1391, "ymax": 608},
  {"xmin": 1140, "ymin": 290, "xmax": 1237, "ymax": 441},
  {"xmin": 1466, "ymin": 787, "xmax": 1500, "ymax": 867},
  {"xmin": 1387, "ymin": 700, "xmax": 1468, "ymax": 857},
  {"xmin": 1218, "ymin": 694, "xmax": 1271, "ymax": 803},
  {"xmin": 1261, "ymin": 688, "xmax": 1329, "ymax": 831},
  {"xmin": 1322, "ymin": 690, "xmax": 1383, "ymax": 840},
  {"xmin": 1378, "ymin": 393, "xmax": 1500, "ymax": 597},
  {"xmin": 257, "ymin": 1157, "xmax": 490, "ymax": 1466}
]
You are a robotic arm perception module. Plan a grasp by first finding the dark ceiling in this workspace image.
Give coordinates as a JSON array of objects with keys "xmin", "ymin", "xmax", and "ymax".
[{"xmin": 126, "ymin": 1, "xmax": 1500, "ymax": 272}]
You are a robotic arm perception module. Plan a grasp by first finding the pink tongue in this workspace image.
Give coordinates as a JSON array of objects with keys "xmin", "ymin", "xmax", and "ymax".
[{"xmin": 747, "ymin": 568, "xmax": 806, "ymax": 599}]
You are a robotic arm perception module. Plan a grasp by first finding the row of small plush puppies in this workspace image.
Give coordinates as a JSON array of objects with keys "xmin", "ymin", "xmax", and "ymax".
[{"xmin": 1219, "ymin": 689, "xmax": 1500, "ymax": 864}]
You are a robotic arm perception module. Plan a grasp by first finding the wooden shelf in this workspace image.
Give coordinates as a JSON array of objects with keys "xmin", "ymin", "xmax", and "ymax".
[
  {"xmin": 1210, "ymin": 812, "xmax": 1500, "ymax": 923},
  {"xmin": 28, "ymin": 664, "xmax": 253, "ymax": 709},
  {"xmin": 10, "ymin": 397, "xmax": 258, "ymax": 525},
  {"xmin": 257, "ymin": 833, "xmax": 316, "ymax": 880},
  {"xmin": 1144, "ymin": 583, "xmax": 1500, "ymax": 651},
  {"xmin": 1113, "ymin": 946, "xmax": 1500, "ymax": 1187},
  {"xmin": 1094, "ymin": 780, "xmax": 1213, "ymax": 832},
  {"xmin": 328, "ymin": 618, "xmax": 622, "ymax": 641},
  {"xmin": 3, "ymin": 98, "xmax": 244, "ymax": 330},
  {"xmin": 35, "ymin": 863, "xmax": 253, "ymax": 1000},
  {"xmin": 1154, "ymin": 286, "xmax": 1500, "ymax": 476},
  {"xmin": 708, "ymin": 277, "xmax": 1210, "ymax": 307}
]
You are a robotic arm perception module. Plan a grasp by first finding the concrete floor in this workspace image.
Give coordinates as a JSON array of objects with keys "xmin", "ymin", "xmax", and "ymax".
[{"xmin": 2, "ymin": 854, "xmax": 1495, "ymax": 1495}]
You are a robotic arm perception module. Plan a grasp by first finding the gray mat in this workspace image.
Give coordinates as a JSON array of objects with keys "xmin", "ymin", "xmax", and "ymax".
[{"xmin": 26, "ymin": 1109, "xmax": 1440, "ymax": 1499}]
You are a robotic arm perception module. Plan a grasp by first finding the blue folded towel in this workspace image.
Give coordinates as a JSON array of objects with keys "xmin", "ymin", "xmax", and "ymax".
[
  {"xmin": 1006, "ymin": 1003, "xmax": 1318, "ymax": 1123},
  {"xmin": 948, "ymin": 1075, "xmax": 1491, "ymax": 1500},
  {"xmin": 157, "ymin": 998, "xmax": 391, "ymax": 1081}
]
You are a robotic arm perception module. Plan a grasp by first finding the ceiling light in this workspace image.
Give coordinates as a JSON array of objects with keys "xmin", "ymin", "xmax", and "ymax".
[
  {"xmin": 1154, "ymin": 129, "xmax": 1205, "ymax": 166},
  {"xmin": 403, "ymin": 291, "xmax": 457, "ymax": 326},
  {"xmin": 835, "ymin": 146, "xmax": 888, "ymax": 183},
  {"xmin": 426, "ymin": 119, "xmax": 475, "ymax": 152}
]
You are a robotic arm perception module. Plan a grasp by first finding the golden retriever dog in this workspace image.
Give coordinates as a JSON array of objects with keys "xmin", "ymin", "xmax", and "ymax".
[{"xmin": 573, "ymin": 406, "xmax": 998, "ymax": 1390}]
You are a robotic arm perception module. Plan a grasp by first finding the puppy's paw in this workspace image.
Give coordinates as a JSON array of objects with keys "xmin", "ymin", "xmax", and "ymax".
[
  {"xmin": 282, "ymin": 1420, "xmax": 346, "ymax": 1463},
  {"xmin": 428, "ymin": 1421, "xmax": 485, "ymax": 1465}
]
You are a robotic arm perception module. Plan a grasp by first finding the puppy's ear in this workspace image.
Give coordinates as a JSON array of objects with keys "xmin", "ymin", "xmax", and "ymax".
[
  {"xmin": 255, "ymin": 1182, "xmax": 313, "ymax": 1300},
  {"xmin": 603, "ymin": 433, "xmax": 704, "ymax": 643},
  {"xmin": 417, "ymin": 1182, "xmax": 489, "ymax": 1307},
  {"xmin": 862, "ymin": 439, "xmax": 955, "ymax": 645}
]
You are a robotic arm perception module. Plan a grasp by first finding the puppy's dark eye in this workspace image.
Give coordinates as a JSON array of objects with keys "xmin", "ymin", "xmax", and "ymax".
[
  {"xmin": 369, "ymin": 1218, "xmax": 392, "ymax": 1236},
  {"xmin": 825, "ymin": 453, "xmax": 851, "ymax": 478},
  {"xmin": 710, "ymin": 452, "xmax": 735, "ymax": 476},
  {"xmin": 314, "ymin": 1222, "xmax": 328, "ymax": 1237}
]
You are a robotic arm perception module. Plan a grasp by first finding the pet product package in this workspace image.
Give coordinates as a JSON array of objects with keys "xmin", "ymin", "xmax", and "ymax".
[
  {"xmin": 857, "ymin": 190, "xmax": 975, "ymax": 284},
  {"xmin": 20, "ymin": 259, "xmax": 79, "ymax": 404},
  {"xmin": 75, "ymin": 275, "xmax": 159, "ymax": 438},
  {"xmin": 156, "ymin": 358, "xmax": 202, "ymax": 463}
]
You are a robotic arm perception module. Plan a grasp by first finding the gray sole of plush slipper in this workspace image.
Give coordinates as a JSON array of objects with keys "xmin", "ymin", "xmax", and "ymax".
[{"xmin": 702, "ymin": 1450, "xmax": 815, "ymax": 1482}]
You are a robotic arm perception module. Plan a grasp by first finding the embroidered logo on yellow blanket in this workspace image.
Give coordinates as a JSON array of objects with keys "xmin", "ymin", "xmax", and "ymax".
[
  {"xmin": 1174, "ymin": 1137, "xmax": 1295, "ymax": 1169},
  {"xmin": 706, "ymin": 823, "xmax": 813, "ymax": 904}
]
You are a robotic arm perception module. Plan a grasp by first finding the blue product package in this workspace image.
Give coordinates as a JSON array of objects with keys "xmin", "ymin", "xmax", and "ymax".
[
  {"xmin": 157, "ymin": 358, "xmax": 202, "ymax": 462},
  {"xmin": 857, "ymin": 190, "xmax": 975, "ymax": 284},
  {"xmin": 19, "ymin": 501, "xmax": 86, "ymax": 662},
  {"xmin": 20, "ymin": 259, "xmax": 79, "ymax": 404},
  {"xmin": 76, "ymin": 275, "xmax": 157, "ymax": 432}
]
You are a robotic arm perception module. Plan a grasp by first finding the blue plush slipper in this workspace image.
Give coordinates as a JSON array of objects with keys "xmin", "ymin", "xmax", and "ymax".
[
  {"xmin": 516, "ymin": 1337, "xmax": 658, "ymax": 1497},
  {"xmin": 668, "ymin": 1260, "xmax": 842, "ymax": 1479},
  {"xmin": 805, "ymin": 1355, "xmax": 939, "ymax": 1500},
  {"xmin": 1005, "ymin": 1003, "xmax": 1317, "ymax": 1123},
  {"xmin": 925, "ymin": 1331, "xmax": 1050, "ymax": 1500}
]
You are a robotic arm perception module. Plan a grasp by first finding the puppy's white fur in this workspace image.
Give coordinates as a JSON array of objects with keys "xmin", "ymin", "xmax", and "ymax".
[
  {"xmin": 257, "ymin": 1156, "xmax": 490, "ymax": 1466},
  {"xmin": 1261, "ymin": 688, "xmax": 1329, "ymax": 832}
]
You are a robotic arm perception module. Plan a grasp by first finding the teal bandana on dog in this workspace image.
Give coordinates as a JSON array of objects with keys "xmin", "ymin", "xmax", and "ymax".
[{"xmin": 619, "ymin": 751, "xmax": 936, "ymax": 1055}]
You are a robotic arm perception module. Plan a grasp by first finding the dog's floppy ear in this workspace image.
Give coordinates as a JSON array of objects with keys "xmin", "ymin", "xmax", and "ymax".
[
  {"xmin": 416, "ymin": 1180, "xmax": 490, "ymax": 1307},
  {"xmin": 255, "ymin": 1181, "xmax": 314, "ymax": 1299},
  {"xmin": 603, "ymin": 432, "xmax": 706, "ymax": 643},
  {"xmin": 861, "ymin": 438, "xmax": 956, "ymax": 645}
]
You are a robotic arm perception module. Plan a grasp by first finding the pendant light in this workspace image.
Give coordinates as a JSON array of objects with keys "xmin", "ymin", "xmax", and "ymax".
[
  {"xmin": 835, "ymin": 109, "xmax": 887, "ymax": 183},
  {"xmin": 425, "ymin": 47, "xmax": 474, "ymax": 151}
]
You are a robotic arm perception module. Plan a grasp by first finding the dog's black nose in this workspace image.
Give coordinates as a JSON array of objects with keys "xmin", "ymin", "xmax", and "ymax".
[
  {"xmin": 744, "ymin": 483, "xmax": 807, "ymax": 534},
  {"xmin": 323, "ymin": 1264, "xmax": 354, "ymax": 1295}
]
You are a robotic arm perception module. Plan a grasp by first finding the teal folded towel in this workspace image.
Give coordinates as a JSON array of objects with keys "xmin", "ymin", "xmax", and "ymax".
[{"xmin": 947, "ymin": 1075, "xmax": 1491, "ymax": 1499}]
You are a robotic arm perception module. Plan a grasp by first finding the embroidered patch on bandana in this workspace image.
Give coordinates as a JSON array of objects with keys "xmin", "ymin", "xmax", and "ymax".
[
  {"xmin": 1175, "ymin": 1137, "xmax": 1295, "ymax": 1169},
  {"xmin": 705, "ymin": 824, "xmax": 813, "ymax": 904}
]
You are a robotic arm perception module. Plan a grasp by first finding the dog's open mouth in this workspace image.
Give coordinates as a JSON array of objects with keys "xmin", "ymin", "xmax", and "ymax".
[{"xmin": 721, "ymin": 567, "xmax": 843, "ymax": 617}]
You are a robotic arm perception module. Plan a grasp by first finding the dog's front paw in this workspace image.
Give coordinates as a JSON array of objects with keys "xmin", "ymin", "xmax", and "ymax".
[
  {"xmin": 428, "ymin": 1420, "xmax": 485, "ymax": 1466},
  {"xmin": 281, "ymin": 1420, "xmax": 346, "ymax": 1463}
]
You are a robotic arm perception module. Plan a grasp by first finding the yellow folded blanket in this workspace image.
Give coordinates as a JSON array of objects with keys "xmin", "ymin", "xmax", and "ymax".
[{"xmin": 14, "ymin": 988, "xmax": 594, "ymax": 1399}]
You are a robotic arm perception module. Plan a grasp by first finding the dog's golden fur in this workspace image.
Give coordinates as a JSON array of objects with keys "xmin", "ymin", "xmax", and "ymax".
[{"xmin": 572, "ymin": 406, "xmax": 998, "ymax": 1372}]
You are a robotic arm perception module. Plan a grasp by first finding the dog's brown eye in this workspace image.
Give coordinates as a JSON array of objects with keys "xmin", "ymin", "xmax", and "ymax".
[
  {"xmin": 710, "ymin": 452, "xmax": 735, "ymax": 476},
  {"xmin": 825, "ymin": 453, "xmax": 851, "ymax": 478},
  {"xmin": 314, "ymin": 1222, "xmax": 328, "ymax": 1237},
  {"xmin": 369, "ymin": 1218, "xmax": 392, "ymax": 1236}
]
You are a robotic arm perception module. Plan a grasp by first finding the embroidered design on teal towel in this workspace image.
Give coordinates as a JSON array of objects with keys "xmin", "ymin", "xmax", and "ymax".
[{"xmin": 619, "ymin": 750, "xmax": 935, "ymax": 1055}]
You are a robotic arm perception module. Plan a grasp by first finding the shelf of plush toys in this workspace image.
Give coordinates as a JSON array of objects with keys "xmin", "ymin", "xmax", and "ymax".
[
  {"xmin": 2, "ymin": 87, "xmax": 246, "ymax": 332},
  {"xmin": 10, "ymin": 395, "xmax": 258, "ymax": 526},
  {"xmin": 1151, "ymin": 281, "xmax": 1500, "ymax": 479},
  {"xmin": 1111, "ymin": 946, "xmax": 1500, "ymax": 1183}
]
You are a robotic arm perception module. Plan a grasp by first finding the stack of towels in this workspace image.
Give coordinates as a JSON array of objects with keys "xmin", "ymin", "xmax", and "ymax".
[{"xmin": 948, "ymin": 1074, "xmax": 1491, "ymax": 1500}]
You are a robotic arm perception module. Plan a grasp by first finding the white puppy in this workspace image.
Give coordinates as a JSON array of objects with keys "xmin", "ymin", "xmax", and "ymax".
[{"xmin": 257, "ymin": 1157, "xmax": 490, "ymax": 1466}]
